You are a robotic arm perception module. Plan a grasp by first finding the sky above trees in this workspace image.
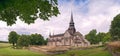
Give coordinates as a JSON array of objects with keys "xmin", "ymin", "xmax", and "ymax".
[{"xmin": 0, "ymin": 0, "xmax": 120, "ymax": 41}]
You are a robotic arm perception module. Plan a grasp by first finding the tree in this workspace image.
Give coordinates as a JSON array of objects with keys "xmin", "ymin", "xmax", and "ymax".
[
  {"xmin": 85, "ymin": 29, "xmax": 98, "ymax": 44},
  {"xmin": 110, "ymin": 14, "xmax": 120, "ymax": 41},
  {"xmin": 8, "ymin": 31, "xmax": 19, "ymax": 46},
  {"xmin": 0, "ymin": 0, "xmax": 60, "ymax": 26},
  {"xmin": 85, "ymin": 29, "xmax": 111, "ymax": 44},
  {"xmin": 17, "ymin": 35, "xmax": 30, "ymax": 47},
  {"xmin": 102, "ymin": 32, "xmax": 111, "ymax": 43},
  {"xmin": 30, "ymin": 33, "xmax": 45, "ymax": 45},
  {"xmin": 96, "ymin": 32, "xmax": 106, "ymax": 43}
]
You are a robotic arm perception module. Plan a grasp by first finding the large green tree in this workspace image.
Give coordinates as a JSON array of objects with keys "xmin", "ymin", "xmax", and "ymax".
[
  {"xmin": 30, "ymin": 33, "xmax": 45, "ymax": 45},
  {"xmin": 0, "ymin": 0, "xmax": 59, "ymax": 26},
  {"xmin": 110, "ymin": 14, "xmax": 120, "ymax": 41},
  {"xmin": 8, "ymin": 31, "xmax": 19, "ymax": 46},
  {"xmin": 17, "ymin": 35, "xmax": 30, "ymax": 47},
  {"xmin": 85, "ymin": 29, "xmax": 97, "ymax": 44},
  {"xmin": 102, "ymin": 32, "xmax": 111, "ymax": 43},
  {"xmin": 96, "ymin": 32, "xmax": 106, "ymax": 43}
]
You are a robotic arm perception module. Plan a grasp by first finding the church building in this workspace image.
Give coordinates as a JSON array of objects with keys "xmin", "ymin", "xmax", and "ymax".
[{"xmin": 47, "ymin": 13, "xmax": 90, "ymax": 47}]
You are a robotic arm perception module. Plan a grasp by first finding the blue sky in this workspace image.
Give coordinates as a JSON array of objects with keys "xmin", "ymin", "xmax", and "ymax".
[
  {"xmin": 0, "ymin": 0, "xmax": 120, "ymax": 41},
  {"xmin": 58, "ymin": 0, "xmax": 89, "ymax": 13}
]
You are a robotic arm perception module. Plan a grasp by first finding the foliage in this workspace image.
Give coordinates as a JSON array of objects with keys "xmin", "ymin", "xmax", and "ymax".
[
  {"xmin": 110, "ymin": 14, "xmax": 120, "ymax": 41},
  {"xmin": 85, "ymin": 29, "xmax": 98, "ymax": 44},
  {"xmin": 30, "ymin": 33, "xmax": 45, "ymax": 45},
  {"xmin": 0, "ymin": 0, "xmax": 60, "ymax": 26},
  {"xmin": 17, "ymin": 35, "xmax": 30, "ymax": 47},
  {"xmin": 8, "ymin": 31, "xmax": 47, "ymax": 47},
  {"xmin": 85, "ymin": 29, "xmax": 112, "ymax": 44},
  {"xmin": 8, "ymin": 31, "xmax": 19, "ymax": 46},
  {"xmin": 96, "ymin": 32, "xmax": 106, "ymax": 43},
  {"xmin": 102, "ymin": 32, "xmax": 111, "ymax": 43}
]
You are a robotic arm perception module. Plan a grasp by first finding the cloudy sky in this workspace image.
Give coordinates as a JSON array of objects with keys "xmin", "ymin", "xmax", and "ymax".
[{"xmin": 0, "ymin": 0, "xmax": 120, "ymax": 41}]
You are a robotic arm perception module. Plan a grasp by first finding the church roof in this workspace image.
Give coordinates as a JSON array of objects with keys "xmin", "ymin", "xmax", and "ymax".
[
  {"xmin": 50, "ymin": 33, "xmax": 64, "ymax": 37},
  {"xmin": 74, "ymin": 32, "xmax": 83, "ymax": 36}
]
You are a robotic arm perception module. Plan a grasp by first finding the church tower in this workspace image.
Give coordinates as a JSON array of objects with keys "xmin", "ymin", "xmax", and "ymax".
[{"xmin": 67, "ymin": 13, "xmax": 76, "ymax": 35}]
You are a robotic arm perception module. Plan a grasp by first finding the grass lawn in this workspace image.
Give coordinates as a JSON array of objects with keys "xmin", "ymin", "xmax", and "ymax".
[
  {"xmin": 0, "ymin": 43, "xmax": 47, "ymax": 56},
  {"xmin": 55, "ymin": 47, "xmax": 112, "ymax": 56},
  {"xmin": 0, "ymin": 43, "xmax": 112, "ymax": 56}
]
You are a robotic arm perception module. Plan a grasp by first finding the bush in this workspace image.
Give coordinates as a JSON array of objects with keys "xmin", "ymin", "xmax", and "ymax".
[
  {"xmin": 17, "ymin": 35, "xmax": 30, "ymax": 47},
  {"xmin": 30, "ymin": 33, "xmax": 46, "ymax": 45}
]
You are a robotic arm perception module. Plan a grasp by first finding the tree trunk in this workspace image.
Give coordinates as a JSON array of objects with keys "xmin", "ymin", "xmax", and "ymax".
[{"xmin": 13, "ymin": 43, "xmax": 15, "ymax": 46}]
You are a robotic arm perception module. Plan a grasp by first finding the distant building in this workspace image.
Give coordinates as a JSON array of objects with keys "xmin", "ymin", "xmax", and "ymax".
[{"xmin": 47, "ymin": 13, "xmax": 90, "ymax": 47}]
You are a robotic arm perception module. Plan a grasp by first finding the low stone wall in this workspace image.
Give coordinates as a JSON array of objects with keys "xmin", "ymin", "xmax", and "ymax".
[
  {"xmin": 29, "ymin": 46, "xmax": 70, "ymax": 54},
  {"xmin": 29, "ymin": 45, "xmax": 101, "ymax": 55},
  {"xmin": 107, "ymin": 41, "xmax": 120, "ymax": 56}
]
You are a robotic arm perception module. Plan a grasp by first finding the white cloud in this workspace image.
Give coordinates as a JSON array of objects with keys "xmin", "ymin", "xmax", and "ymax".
[{"xmin": 0, "ymin": 0, "xmax": 120, "ymax": 41}]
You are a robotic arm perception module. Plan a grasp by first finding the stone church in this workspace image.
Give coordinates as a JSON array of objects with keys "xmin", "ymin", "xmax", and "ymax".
[{"xmin": 47, "ymin": 13, "xmax": 90, "ymax": 47}]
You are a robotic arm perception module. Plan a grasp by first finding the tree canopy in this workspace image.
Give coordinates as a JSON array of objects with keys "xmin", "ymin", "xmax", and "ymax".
[
  {"xmin": 85, "ymin": 29, "xmax": 97, "ymax": 44},
  {"xmin": 0, "ymin": 0, "xmax": 59, "ymax": 26},
  {"xmin": 8, "ymin": 31, "xmax": 47, "ymax": 48},
  {"xmin": 102, "ymin": 32, "xmax": 111, "ymax": 43},
  {"xmin": 17, "ymin": 35, "xmax": 30, "ymax": 47},
  {"xmin": 8, "ymin": 31, "xmax": 19, "ymax": 46},
  {"xmin": 110, "ymin": 14, "xmax": 120, "ymax": 41},
  {"xmin": 85, "ymin": 29, "xmax": 110, "ymax": 44},
  {"xmin": 30, "ymin": 33, "xmax": 45, "ymax": 45},
  {"xmin": 96, "ymin": 32, "xmax": 106, "ymax": 43}
]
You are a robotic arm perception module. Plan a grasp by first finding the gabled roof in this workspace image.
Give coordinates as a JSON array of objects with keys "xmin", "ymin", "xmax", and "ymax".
[{"xmin": 50, "ymin": 33, "xmax": 64, "ymax": 37}]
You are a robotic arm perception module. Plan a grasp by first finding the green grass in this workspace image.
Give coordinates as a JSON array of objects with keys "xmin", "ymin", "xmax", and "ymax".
[
  {"xmin": 0, "ymin": 43, "xmax": 112, "ymax": 56},
  {"xmin": 55, "ymin": 47, "xmax": 112, "ymax": 56},
  {"xmin": 0, "ymin": 43, "xmax": 47, "ymax": 56},
  {"xmin": 0, "ymin": 43, "xmax": 10, "ymax": 48}
]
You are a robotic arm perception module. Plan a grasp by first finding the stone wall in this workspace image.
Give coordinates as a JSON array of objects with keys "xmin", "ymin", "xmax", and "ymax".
[{"xmin": 107, "ymin": 41, "xmax": 120, "ymax": 56}]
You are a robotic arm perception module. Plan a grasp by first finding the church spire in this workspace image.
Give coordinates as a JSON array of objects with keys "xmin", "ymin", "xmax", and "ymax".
[
  {"xmin": 70, "ymin": 12, "xmax": 74, "ymax": 24},
  {"xmin": 68, "ymin": 12, "xmax": 76, "ymax": 35}
]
